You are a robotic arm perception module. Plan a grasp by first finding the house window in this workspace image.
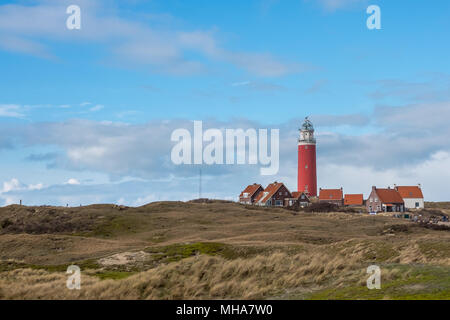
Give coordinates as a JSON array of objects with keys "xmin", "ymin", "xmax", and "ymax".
[
  {"xmin": 305, "ymin": 146, "xmax": 308, "ymax": 150},
  {"xmin": 285, "ymin": 192, "xmax": 288, "ymax": 196},
  {"xmin": 243, "ymin": 193, "xmax": 249, "ymax": 197},
  {"xmin": 415, "ymin": 202, "xmax": 420, "ymax": 208},
  {"xmin": 370, "ymin": 198, "xmax": 373, "ymax": 203},
  {"xmin": 305, "ymin": 164, "xmax": 308, "ymax": 169},
  {"xmin": 275, "ymin": 200, "xmax": 283, "ymax": 206},
  {"xmin": 305, "ymin": 185, "xmax": 308, "ymax": 191},
  {"xmin": 279, "ymin": 192, "xmax": 282, "ymax": 195}
]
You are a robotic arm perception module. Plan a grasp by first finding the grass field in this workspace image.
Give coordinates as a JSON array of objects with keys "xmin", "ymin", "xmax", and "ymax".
[{"xmin": 0, "ymin": 201, "xmax": 449, "ymax": 300}]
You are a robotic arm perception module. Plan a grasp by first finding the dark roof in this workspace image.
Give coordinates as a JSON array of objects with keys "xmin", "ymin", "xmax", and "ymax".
[{"xmin": 254, "ymin": 182, "xmax": 289, "ymax": 203}]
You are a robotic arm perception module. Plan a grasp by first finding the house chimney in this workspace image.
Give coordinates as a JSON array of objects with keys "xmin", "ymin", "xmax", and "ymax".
[
  {"xmin": 418, "ymin": 183, "xmax": 421, "ymax": 189},
  {"xmin": 372, "ymin": 186, "xmax": 376, "ymax": 191}
]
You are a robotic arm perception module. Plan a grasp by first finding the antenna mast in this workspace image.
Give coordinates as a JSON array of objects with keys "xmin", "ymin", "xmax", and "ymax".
[{"xmin": 199, "ymin": 167, "xmax": 202, "ymax": 199}]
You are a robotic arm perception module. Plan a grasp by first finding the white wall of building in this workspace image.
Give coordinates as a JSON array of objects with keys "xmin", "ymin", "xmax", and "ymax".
[{"xmin": 403, "ymin": 198, "xmax": 424, "ymax": 209}]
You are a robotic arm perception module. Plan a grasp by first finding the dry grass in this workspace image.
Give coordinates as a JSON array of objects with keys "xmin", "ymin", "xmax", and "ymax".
[
  {"xmin": 0, "ymin": 251, "xmax": 359, "ymax": 299},
  {"xmin": 0, "ymin": 201, "xmax": 449, "ymax": 300}
]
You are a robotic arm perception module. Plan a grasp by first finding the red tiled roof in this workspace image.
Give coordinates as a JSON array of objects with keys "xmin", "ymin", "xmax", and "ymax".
[
  {"xmin": 254, "ymin": 182, "xmax": 286, "ymax": 204},
  {"xmin": 319, "ymin": 188, "xmax": 343, "ymax": 201},
  {"xmin": 239, "ymin": 184, "xmax": 262, "ymax": 198},
  {"xmin": 375, "ymin": 188, "xmax": 404, "ymax": 204},
  {"xmin": 344, "ymin": 194, "xmax": 364, "ymax": 205},
  {"xmin": 291, "ymin": 192, "xmax": 302, "ymax": 199},
  {"xmin": 396, "ymin": 186, "xmax": 424, "ymax": 199}
]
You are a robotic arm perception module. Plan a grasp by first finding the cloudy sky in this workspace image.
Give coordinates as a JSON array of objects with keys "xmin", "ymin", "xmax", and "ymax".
[{"xmin": 1, "ymin": 0, "xmax": 449, "ymax": 206}]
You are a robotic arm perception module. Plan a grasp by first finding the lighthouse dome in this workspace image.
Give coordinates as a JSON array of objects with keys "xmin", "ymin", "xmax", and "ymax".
[{"xmin": 301, "ymin": 117, "xmax": 314, "ymax": 131}]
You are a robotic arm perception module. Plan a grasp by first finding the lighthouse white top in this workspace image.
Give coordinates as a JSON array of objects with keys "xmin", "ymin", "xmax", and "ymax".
[{"xmin": 299, "ymin": 117, "xmax": 316, "ymax": 144}]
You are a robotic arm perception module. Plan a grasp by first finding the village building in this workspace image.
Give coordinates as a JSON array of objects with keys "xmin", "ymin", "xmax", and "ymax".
[
  {"xmin": 394, "ymin": 185, "xmax": 424, "ymax": 209},
  {"xmin": 239, "ymin": 183, "xmax": 264, "ymax": 204},
  {"xmin": 254, "ymin": 182, "xmax": 292, "ymax": 207},
  {"xmin": 366, "ymin": 186, "xmax": 405, "ymax": 213},
  {"xmin": 285, "ymin": 191, "xmax": 310, "ymax": 207},
  {"xmin": 319, "ymin": 188, "xmax": 344, "ymax": 206},
  {"xmin": 344, "ymin": 194, "xmax": 364, "ymax": 206}
]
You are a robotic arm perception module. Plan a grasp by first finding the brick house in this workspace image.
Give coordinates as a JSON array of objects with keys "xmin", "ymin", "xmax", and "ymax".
[
  {"xmin": 319, "ymin": 188, "xmax": 344, "ymax": 206},
  {"xmin": 394, "ymin": 185, "xmax": 424, "ymax": 210},
  {"xmin": 239, "ymin": 183, "xmax": 264, "ymax": 204},
  {"xmin": 254, "ymin": 182, "xmax": 292, "ymax": 207},
  {"xmin": 366, "ymin": 186, "xmax": 405, "ymax": 213},
  {"xmin": 285, "ymin": 191, "xmax": 310, "ymax": 207},
  {"xmin": 344, "ymin": 194, "xmax": 364, "ymax": 206}
]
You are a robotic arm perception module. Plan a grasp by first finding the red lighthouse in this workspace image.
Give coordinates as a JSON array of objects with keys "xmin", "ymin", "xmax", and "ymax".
[{"xmin": 298, "ymin": 117, "xmax": 317, "ymax": 197}]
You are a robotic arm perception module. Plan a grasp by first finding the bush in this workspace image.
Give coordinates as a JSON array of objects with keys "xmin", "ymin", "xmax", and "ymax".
[
  {"xmin": 417, "ymin": 209, "xmax": 445, "ymax": 217},
  {"xmin": 0, "ymin": 219, "xmax": 13, "ymax": 229},
  {"xmin": 302, "ymin": 202, "xmax": 339, "ymax": 213}
]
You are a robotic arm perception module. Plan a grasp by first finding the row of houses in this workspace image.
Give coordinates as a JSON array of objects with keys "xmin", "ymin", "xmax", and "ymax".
[
  {"xmin": 239, "ymin": 183, "xmax": 424, "ymax": 213},
  {"xmin": 366, "ymin": 185, "xmax": 424, "ymax": 213}
]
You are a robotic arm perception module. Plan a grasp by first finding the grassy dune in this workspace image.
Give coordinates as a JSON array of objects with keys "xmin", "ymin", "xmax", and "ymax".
[{"xmin": 0, "ymin": 201, "xmax": 449, "ymax": 300}]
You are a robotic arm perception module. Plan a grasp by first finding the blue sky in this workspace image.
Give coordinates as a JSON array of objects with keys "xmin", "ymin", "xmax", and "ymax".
[{"xmin": 1, "ymin": 0, "xmax": 450, "ymax": 205}]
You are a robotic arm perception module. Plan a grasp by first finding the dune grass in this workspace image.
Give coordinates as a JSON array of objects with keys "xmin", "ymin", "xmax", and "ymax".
[{"xmin": 0, "ymin": 201, "xmax": 448, "ymax": 300}]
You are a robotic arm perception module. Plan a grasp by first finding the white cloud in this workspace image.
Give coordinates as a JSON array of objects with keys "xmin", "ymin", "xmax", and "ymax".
[
  {"xmin": 29, "ymin": 183, "xmax": 44, "ymax": 190},
  {"xmin": 0, "ymin": 0, "xmax": 300, "ymax": 77},
  {"xmin": 89, "ymin": 104, "xmax": 104, "ymax": 112},
  {"xmin": 0, "ymin": 178, "xmax": 45, "ymax": 205},
  {"xmin": 0, "ymin": 104, "xmax": 24, "ymax": 118},
  {"xmin": 317, "ymin": 151, "xmax": 450, "ymax": 200},
  {"xmin": 1, "ymin": 100, "xmax": 450, "ymax": 204},
  {"xmin": 1, "ymin": 178, "xmax": 45, "ymax": 193},
  {"xmin": 2, "ymin": 178, "xmax": 22, "ymax": 193},
  {"xmin": 66, "ymin": 178, "xmax": 81, "ymax": 185}
]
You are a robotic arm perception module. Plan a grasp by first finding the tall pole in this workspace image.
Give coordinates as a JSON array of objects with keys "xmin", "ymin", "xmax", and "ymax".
[{"xmin": 199, "ymin": 167, "xmax": 202, "ymax": 199}]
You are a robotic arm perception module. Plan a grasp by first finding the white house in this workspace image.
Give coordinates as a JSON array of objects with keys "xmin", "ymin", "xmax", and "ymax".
[{"xmin": 395, "ymin": 185, "xmax": 424, "ymax": 210}]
